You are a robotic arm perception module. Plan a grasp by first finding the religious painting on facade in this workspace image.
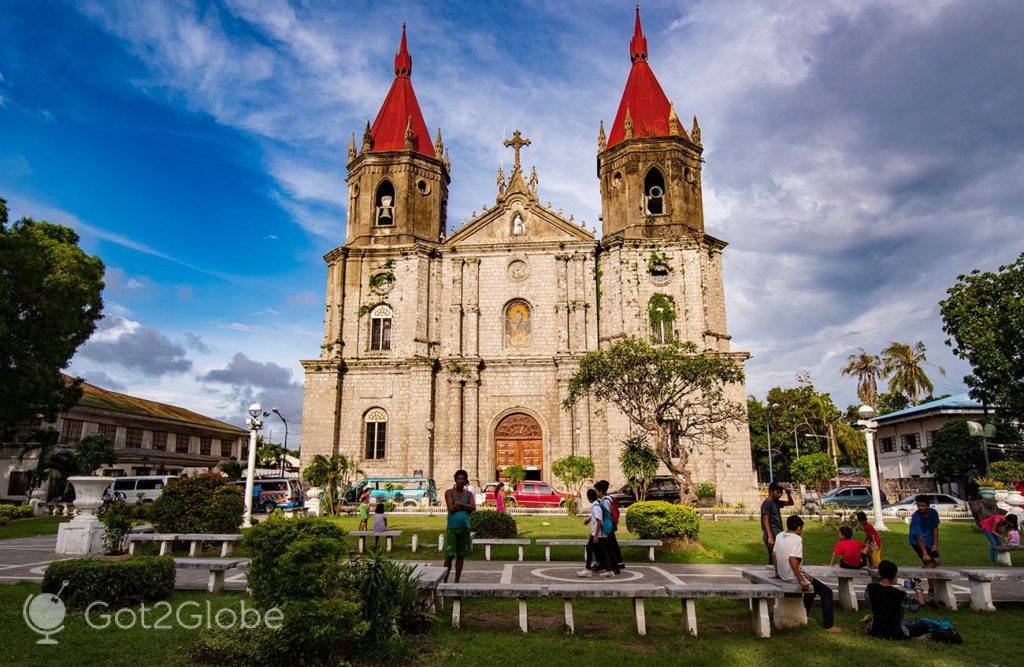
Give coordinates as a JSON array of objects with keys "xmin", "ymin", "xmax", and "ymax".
[{"xmin": 504, "ymin": 300, "xmax": 531, "ymax": 348}]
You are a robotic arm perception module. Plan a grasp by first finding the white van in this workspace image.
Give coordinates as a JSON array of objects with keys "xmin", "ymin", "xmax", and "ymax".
[{"xmin": 108, "ymin": 475, "xmax": 178, "ymax": 504}]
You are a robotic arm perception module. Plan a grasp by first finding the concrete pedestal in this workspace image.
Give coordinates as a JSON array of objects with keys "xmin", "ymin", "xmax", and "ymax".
[
  {"xmin": 772, "ymin": 597, "xmax": 808, "ymax": 628},
  {"xmin": 55, "ymin": 515, "xmax": 105, "ymax": 555}
]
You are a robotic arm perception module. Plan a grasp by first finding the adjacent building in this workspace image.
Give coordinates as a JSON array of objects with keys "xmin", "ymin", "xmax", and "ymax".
[
  {"xmin": 300, "ymin": 10, "xmax": 759, "ymax": 503},
  {"xmin": 0, "ymin": 377, "xmax": 247, "ymax": 501}
]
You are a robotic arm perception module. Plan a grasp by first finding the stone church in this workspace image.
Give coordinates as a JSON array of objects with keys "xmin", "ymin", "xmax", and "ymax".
[{"xmin": 300, "ymin": 9, "xmax": 759, "ymax": 503}]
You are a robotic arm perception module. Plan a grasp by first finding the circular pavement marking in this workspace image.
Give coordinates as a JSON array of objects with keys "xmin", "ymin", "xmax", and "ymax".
[{"xmin": 530, "ymin": 566, "xmax": 644, "ymax": 583}]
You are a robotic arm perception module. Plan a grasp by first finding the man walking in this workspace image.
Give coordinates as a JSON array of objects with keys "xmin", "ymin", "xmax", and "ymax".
[
  {"xmin": 774, "ymin": 515, "xmax": 841, "ymax": 632},
  {"xmin": 760, "ymin": 482, "xmax": 794, "ymax": 563},
  {"xmin": 443, "ymin": 469, "xmax": 476, "ymax": 583},
  {"xmin": 594, "ymin": 480, "xmax": 623, "ymax": 572}
]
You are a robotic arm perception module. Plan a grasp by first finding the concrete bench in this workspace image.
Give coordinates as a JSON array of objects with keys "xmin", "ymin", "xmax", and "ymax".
[
  {"xmin": 178, "ymin": 534, "xmax": 244, "ymax": 557},
  {"xmin": 410, "ymin": 564, "xmax": 449, "ymax": 611},
  {"xmin": 475, "ymin": 538, "xmax": 531, "ymax": 561},
  {"xmin": 959, "ymin": 568, "xmax": 1024, "ymax": 611},
  {"xmin": 175, "ymin": 558, "xmax": 240, "ymax": 594},
  {"xmin": 547, "ymin": 584, "xmax": 668, "ymax": 636},
  {"xmin": 740, "ymin": 567, "xmax": 808, "ymax": 629},
  {"xmin": 620, "ymin": 539, "xmax": 663, "ymax": 562},
  {"xmin": 666, "ymin": 583, "xmax": 782, "ymax": 638},
  {"xmin": 803, "ymin": 565, "xmax": 871, "ymax": 611},
  {"xmin": 868, "ymin": 566, "xmax": 961, "ymax": 610},
  {"xmin": 348, "ymin": 530, "xmax": 403, "ymax": 553},
  {"xmin": 534, "ymin": 538, "xmax": 663, "ymax": 562},
  {"xmin": 127, "ymin": 533, "xmax": 179, "ymax": 556},
  {"xmin": 437, "ymin": 583, "xmax": 545, "ymax": 632},
  {"xmin": 995, "ymin": 545, "xmax": 1022, "ymax": 567}
]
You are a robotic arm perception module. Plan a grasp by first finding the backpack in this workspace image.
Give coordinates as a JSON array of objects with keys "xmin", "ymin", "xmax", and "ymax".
[
  {"xmin": 607, "ymin": 497, "xmax": 620, "ymax": 529},
  {"xmin": 600, "ymin": 497, "xmax": 617, "ymax": 533},
  {"xmin": 917, "ymin": 617, "xmax": 963, "ymax": 644}
]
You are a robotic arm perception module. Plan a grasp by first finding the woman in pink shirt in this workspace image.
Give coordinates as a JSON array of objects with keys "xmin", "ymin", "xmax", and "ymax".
[
  {"xmin": 495, "ymin": 481, "xmax": 506, "ymax": 513},
  {"xmin": 980, "ymin": 513, "xmax": 1006, "ymax": 561}
]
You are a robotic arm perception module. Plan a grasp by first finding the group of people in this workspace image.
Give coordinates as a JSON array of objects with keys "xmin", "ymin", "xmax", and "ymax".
[
  {"xmin": 578, "ymin": 480, "xmax": 623, "ymax": 577},
  {"xmin": 760, "ymin": 484, "xmax": 966, "ymax": 639}
]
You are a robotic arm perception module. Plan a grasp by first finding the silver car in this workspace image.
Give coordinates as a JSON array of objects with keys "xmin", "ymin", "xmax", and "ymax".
[{"xmin": 885, "ymin": 492, "xmax": 968, "ymax": 517}]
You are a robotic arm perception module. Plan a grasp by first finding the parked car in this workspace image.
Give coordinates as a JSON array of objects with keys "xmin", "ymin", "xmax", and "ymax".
[
  {"xmin": 885, "ymin": 492, "xmax": 968, "ymax": 517},
  {"xmin": 344, "ymin": 477, "xmax": 437, "ymax": 507},
  {"xmin": 232, "ymin": 477, "xmax": 305, "ymax": 512},
  {"xmin": 482, "ymin": 481, "xmax": 568, "ymax": 508},
  {"xmin": 106, "ymin": 475, "xmax": 177, "ymax": 504},
  {"xmin": 607, "ymin": 476, "xmax": 682, "ymax": 507},
  {"xmin": 808, "ymin": 485, "xmax": 888, "ymax": 509}
]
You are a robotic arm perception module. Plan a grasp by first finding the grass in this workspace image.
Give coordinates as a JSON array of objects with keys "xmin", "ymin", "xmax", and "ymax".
[
  {"xmin": 1, "ymin": 581, "xmax": 1018, "ymax": 667},
  {"xmin": 0, "ymin": 516, "xmax": 69, "ymax": 540}
]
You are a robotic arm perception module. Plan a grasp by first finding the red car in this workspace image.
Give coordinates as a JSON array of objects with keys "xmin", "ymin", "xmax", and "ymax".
[{"xmin": 482, "ymin": 481, "xmax": 569, "ymax": 508}]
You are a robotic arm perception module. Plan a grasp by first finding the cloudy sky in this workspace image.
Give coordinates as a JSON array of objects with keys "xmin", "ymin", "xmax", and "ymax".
[{"xmin": 2, "ymin": 0, "xmax": 1020, "ymax": 442}]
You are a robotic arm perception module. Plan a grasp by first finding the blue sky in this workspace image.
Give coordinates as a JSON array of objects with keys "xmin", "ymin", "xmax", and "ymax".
[{"xmin": 3, "ymin": 1, "xmax": 1022, "ymax": 442}]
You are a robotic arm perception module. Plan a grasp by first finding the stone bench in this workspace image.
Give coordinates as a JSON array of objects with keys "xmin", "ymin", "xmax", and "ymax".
[
  {"xmin": 740, "ymin": 567, "xmax": 808, "ymax": 629},
  {"xmin": 995, "ymin": 545, "xmax": 1022, "ymax": 567},
  {"xmin": 178, "ymin": 534, "xmax": 245, "ymax": 557},
  {"xmin": 174, "ymin": 558, "xmax": 240, "ymax": 594},
  {"xmin": 437, "ymin": 583, "xmax": 545, "ymax": 632},
  {"xmin": 547, "ymin": 584, "xmax": 668, "ymax": 636},
  {"xmin": 535, "ymin": 538, "xmax": 663, "ymax": 562},
  {"xmin": 803, "ymin": 565, "xmax": 871, "ymax": 611},
  {"xmin": 127, "ymin": 533, "xmax": 179, "ymax": 556},
  {"xmin": 666, "ymin": 583, "xmax": 782, "ymax": 638},
  {"xmin": 959, "ymin": 568, "xmax": 1024, "ymax": 611},
  {"xmin": 868, "ymin": 566, "xmax": 961, "ymax": 610},
  {"xmin": 475, "ymin": 538, "xmax": 531, "ymax": 561},
  {"xmin": 348, "ymin": 530, "xmax": 403, "ymax": 553},
  {"xmin": 410, "ymin": 564, "xmax": 449, "ymax": 610}
]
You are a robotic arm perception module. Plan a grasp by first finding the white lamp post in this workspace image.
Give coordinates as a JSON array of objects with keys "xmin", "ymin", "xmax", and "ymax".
[
  {"xmin": 856, "ymin": 405, "xmax": 888, "ymax": 531},
  {"xmin": 243, "ymin": 403, "xmax": 264, "ymax": 528}
]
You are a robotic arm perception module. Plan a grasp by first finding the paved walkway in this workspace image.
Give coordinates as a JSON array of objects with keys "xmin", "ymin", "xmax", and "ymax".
[{"xmin": 3, "ymin": 536, "xmax": 1023, "ymax": 603}]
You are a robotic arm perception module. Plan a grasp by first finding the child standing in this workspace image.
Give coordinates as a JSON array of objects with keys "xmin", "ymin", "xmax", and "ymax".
[
  {"xmin": 829, "ymin": 525, "xmax": 868, "ymax": 569},
  {"xmin": 1005, "ymin": 515, "xmax": 1020, "ymax": 546},
  {"xmin": 358, "ymin": 497, "xmax": 370, "ymax": 531},
  {"xmin": 856, "ymin": 511, "xmax": 883, "ymax": 566}
]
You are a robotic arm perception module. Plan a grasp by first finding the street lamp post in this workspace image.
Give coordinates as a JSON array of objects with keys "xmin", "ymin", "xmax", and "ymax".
[
  {"xmin": 856, "ymin": 405, "xmax": 888, "ymax": 532},
  {"xmin": 272, "ymin": 408, "xmax": 289, "ymax": 477},
  {"xmin": 243, "ymin": 403, "xmax": 264, "ymax": 528}
]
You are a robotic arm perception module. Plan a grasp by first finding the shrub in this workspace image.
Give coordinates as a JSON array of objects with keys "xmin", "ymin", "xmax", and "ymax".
[
  {"xmin": 695, "ymin": 481, "xmax": 717, "ymax": 500},
  {"xmin": 101, "ymin": 500, "xmax": 133, "ymax": 555},
  {"xmin": 343, "ymin": 550, "xmax": 431, "ymax": 659},
  {"xmin": 625, "ymin": 501, "xmax": 700, "ymax": 539},
  {"xmin": 470, "ymin": 509, "xmax": 517, "ymax": 538},
  {"xmin": 990, "ymin": 460, "xmax": 1024, "ymax": 484},
  {"xmin": 151, "ymin": 472, "xmax": 244, "ymax": 534},
  {"xmin": 244, "ymin": 515, "xmax": 349, "ymax": 607},
  {"xmin": 0, "ymin": 504, "xmax": 34, "ymax": 520},
  {"xmin": 42, "ymin": 556, "xmax": 174, "ymax": 609}
]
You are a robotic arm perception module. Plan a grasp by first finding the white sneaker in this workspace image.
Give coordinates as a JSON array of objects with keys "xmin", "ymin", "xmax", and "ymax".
[
  {"xmin": 577, "ymin": 569, "xmax": 594, "ymax": 577},
  {"xmin": 599, "ymin": 570, "xmax": 616, "ymax": 578}
]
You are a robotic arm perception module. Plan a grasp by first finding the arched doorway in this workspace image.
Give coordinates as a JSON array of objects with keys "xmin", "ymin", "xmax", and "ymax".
[{"xmin": 494, "ymin": 412, "xmax": 543, "ymax": 481}]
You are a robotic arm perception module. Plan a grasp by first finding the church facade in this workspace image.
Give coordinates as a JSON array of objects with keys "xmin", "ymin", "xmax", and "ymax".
[{"xmin": 300, "ymin": 10, "xmax": 759, "ymax": 503}]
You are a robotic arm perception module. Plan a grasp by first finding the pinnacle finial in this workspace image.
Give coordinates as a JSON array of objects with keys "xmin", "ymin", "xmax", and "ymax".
[
  {"xmin": 528, "ymin": 166, "xmax": 538, "ymax": 194},
  {"xmin": 395, "ymin": 23, "xmax": 412, "ymax": 76},
  {"xmin": 443, "ymin": 147, "xmax": 451, "ymax": 171},
  {"xmin": 434, "ymin": 127, "xmax": 444, "ymax": 155},
  {"xmin": 361, "ymin": 120, "xmax": 373, "ymax": 150},
  {"xmin": 668, "ymin": 104, "xmax": 682, "ymax": 137},
  {"xmin": 691, "ymin": 115, "xmax": 702, "ymax": 145},
  {"xmin": 598, "ymin": 120, "xmax": 607, "ymax": 151},
  {"xmin": 497, "ymin": 165, "xmax": 506, "ymax": 196},
  {"xmin": 347, "ymin": 132, "xmax": 357, "ymax": 160},
  {"xmin": 404, "ymin": 116, "xmax": 414, "ymax": 149},
  {"xmin": 630, "ymin": 4, "xmax": 648, "ymax": 62},
  {"xmin": 624, "ymin": 106, "xmax": 634, "ymax": 139}
]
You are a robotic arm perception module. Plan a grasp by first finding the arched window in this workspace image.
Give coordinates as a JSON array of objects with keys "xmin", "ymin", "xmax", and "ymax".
[
  {"xmin": 375, "ymin": 179, "xmax": 395, "ymax": 226},
  {"xmin": 369, "ymin": 304, "xmax": 392, "ymax": 351},
  {"xmin": 643, "ymin": 167, "xmax": 665, "ymax": 215},
  {"xmin": 504, "ymin": 300, "xmax": 531, "ymax": 348},
  {"xmin": 648, "ymin": 293, "xmax": 676, "ymax": 345},
  {"xmin": 364, "ymin": 408, "xmax": 387, "ymax": 460}
]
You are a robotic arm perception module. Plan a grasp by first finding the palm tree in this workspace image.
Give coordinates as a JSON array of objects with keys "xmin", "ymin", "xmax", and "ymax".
[
  {"xmin": 882, "ymin": 341, "xmax": 945, "ymax": 404},
  {"xmin": 302, "ymin": 453, "xmax": 363, "ymax": 516},
  {"xmin": 840, "ymin": 348, "xmax": 885, "ymax": 406}
]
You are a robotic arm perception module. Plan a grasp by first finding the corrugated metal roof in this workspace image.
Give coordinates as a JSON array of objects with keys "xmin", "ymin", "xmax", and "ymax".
[
  {"xmin": 874, "ymin": 392, "xmax": 987, "ymax": 424},
  {"xmin": 67, "ymin": 375, "xmax": 246, "ymax": 433}
]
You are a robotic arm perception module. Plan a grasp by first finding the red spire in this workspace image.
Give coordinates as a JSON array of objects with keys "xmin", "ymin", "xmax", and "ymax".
[
  {"xmin": 369, "ymin": 24, "xmax": 435, "ymax": 157},
  {"xmin": 606, "ymin": 6, "xmax": 673, "ymax": 148}
]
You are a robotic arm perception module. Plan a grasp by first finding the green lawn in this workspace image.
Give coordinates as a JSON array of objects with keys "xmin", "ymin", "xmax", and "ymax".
[
  {"xmin": 0, "ymin": 516, "xmax": 69, "ymax": 540},
  {"xmin": 1, "ymin": 582, "xmax": 1018, "ymax": 666}
]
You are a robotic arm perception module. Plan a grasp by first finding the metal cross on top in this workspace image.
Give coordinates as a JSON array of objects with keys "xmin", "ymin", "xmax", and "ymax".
[{"xmin": 503, "ymin": 129, "xmax": 531, "ymax": 171}]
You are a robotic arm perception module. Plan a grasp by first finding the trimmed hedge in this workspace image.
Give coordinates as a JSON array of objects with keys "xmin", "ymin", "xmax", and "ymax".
[
  {"xmin": 244, "ymin": 515, "xmax": 349, "ymax": 607},
  {"xmin": 0, "ymin": 504, "xmax": 35, "ymax": 520},
  {"xmin": 151, "ymin": 472, "xmax": 243, "ymax": 534},
  {"xmin": 470, "ymin": 509, "xmax": 517, "ymax": 538},
  {"xmin": 624, "ymin": 500, "xmax": 700, "ymax": 539},
  {"xmin": 42, "ymin": 556, "xmax": 175, "ymax": 609}
]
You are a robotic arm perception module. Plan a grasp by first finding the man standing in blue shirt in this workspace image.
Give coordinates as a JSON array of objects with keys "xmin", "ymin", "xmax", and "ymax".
[{"xmin": 908, "ymin": 495, "xmax": 940, "ymax": 595}]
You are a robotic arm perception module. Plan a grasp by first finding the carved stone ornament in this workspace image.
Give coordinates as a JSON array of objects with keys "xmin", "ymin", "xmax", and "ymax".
[{"xmin": 506, "ymin": 257, "xmax": 530, "ymax": 282}]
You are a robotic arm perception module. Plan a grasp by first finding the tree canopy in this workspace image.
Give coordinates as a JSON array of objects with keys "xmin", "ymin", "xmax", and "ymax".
[
  {"xmin": 940, "ymin": 252, "xmax": 1024, "ymax": 422},
  {"xmin": 0, "ymin": 198, "xmax": 105, "ymax": 436},
  {"xmin": 619, "ymin": 434, "xmax": 659, "ymax": 502},
  {"xmin": 551, "ymin": 455, "xmax": 595, "ymax": 514},
  {"xmin": 921, "ymin": 419, "xmax": 985, "ymax": 490}
]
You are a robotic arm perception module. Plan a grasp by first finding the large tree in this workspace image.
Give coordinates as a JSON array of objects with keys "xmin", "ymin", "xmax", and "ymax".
[
  {"xmin": 940, "ymin": 253, "xmax": 1024, "ymax": 422},
  {"xmin": 881, "ymin": 341, "xmax": 944, "ymax": 404},
  {"xmin": 921, "ymin": 419, "xmax": 985, "ymax": 492},
  {"xmin": 841, "ymin": 348, "xmax": 885, "ymax": 406},
  {"xmin": 563, "ymin": 337, "xmax": 745, "ymax": 501},
  {"xmin": 0, "ymin": 198, "xmax": 105, "ymax": 436}
]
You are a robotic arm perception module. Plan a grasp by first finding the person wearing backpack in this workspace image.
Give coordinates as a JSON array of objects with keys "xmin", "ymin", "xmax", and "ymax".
[
  {"xmin": 579, "ymin": 488, "xmax": 614, "ymax": 577},
  {"xmin": 594, "ymin": 480, "xmax": 623, "ymax": 572}
]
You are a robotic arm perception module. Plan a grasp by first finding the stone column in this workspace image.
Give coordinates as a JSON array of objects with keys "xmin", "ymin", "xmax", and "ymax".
[
  {"xmin": 556, "ymin": 363, "xmax": 574, "ymax": 460},
  {"xmin": 448, "ymin": 376, "xmax": 464, "ymax": 472},
  {"xmin": 449, "ymin": 258, "xmax": 464, "ymax": 356},
  {"xmin": 571, "ymin": 254, "xmax": 587, "ymax": 352},
  {"xmin": 464, "ymin": 371, "xmax": 481, "ymax": 484},
  {"xmin": 556, "ymin": 255, "xmax": 569, "ymax": 351},
  {"xmin": 464, "ymin": 258, "xmax": 480, "ymax": 356}
]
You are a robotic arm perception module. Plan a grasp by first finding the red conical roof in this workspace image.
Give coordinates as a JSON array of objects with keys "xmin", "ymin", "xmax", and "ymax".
[
  {"xmin": 369, "ymin": 24, "xmax": 435, "ymax": 157},
  {"xmin": 606, "ymin": 7, "xmax": 673, "ymax": 148}
]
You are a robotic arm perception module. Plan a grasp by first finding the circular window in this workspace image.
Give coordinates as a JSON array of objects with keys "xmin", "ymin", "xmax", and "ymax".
[
  {"xmin": 416, "ymin": 179, "xmax": 430, "ymax": 195},
  {"xmin": 506, "ymin": 258, "xmax": 530, "ymax": 282},
  {"xmin": 611, "ymin": 171, "xmax": 623, "ymax": 188}
]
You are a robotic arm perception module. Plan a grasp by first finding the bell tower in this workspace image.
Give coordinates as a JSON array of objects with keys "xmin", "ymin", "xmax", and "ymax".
[
  {"xmin": 597, "ymin": 7, "xmax": 704, "ymax": 240},
  {"xmin": 345, "ymin": 25, "xmax": 450, "ymax": 247}
]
